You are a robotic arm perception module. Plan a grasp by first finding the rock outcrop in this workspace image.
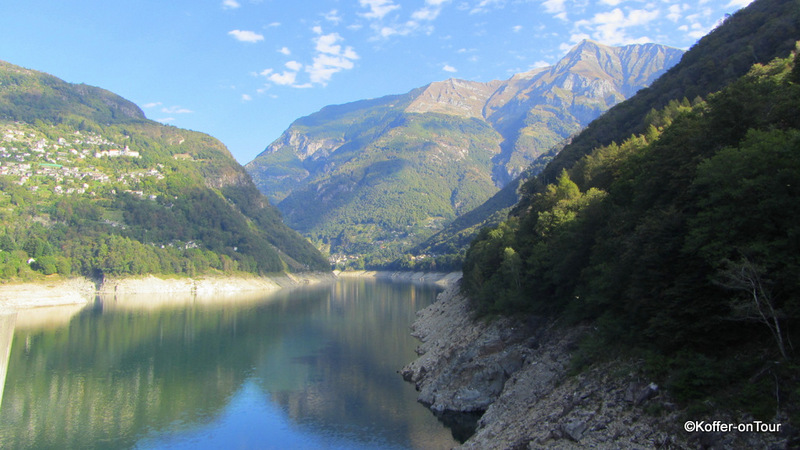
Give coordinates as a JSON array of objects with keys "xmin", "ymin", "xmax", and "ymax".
[{"xmin": 403, "ymin": 280, "xmax": 794, "ymax": 449}]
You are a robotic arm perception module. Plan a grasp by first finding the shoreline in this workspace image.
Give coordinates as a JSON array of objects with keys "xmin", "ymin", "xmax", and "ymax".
[
  {"xmin": 0, "ymin": 270, "xmax": 460, "ymax": 313},
  {"xmin": 0, "ymin": 272, "xmax": 336, "ymax": 313},
  {"xmin": 334, "ymin": 270, "xmax": 461, "ymax": 287},
  {"xmin": 402, "ymin": 280, "xmax": 791, "ymax": 449}
]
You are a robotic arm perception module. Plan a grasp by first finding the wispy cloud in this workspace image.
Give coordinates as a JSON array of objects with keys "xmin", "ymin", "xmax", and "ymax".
[
  {"xmin": 541, "ymin": 0, "xmax": 568, "ymax": 20},
  {"xmin": 228, "ymin": 29, "xmax": 265, "ymax": 43},
  {"xmin": 142, "ymin": 102, "xmax": 162, "ymax": 108},
  {"xmin": 278, "ymin": 47, "xmax": 291, "ymax": 55},
  {"xmin": 470, "ymin": 0, "xmax": 504, "ymax": 14},
  {"xmin": 412, "ymin": 0, "xmax": 450, "ymax": 21},
  {"xmin": 161, "ymin": 106, "xmax": 193, "ymax": 114},
  {"xmin": 359, "ymin": 0, "xmax": 401, "ymax": 20},
  {"xmin": 285, "ymin": 60, "xmax": 303, "ymax": 71},
  {"xmin": 268, "ymin": 71, "xmax": 298, "ymax": 86},
  {"xmin": 241, "ymin": 94, "xmax": 252, "ymax": 101},
  {"xmin": 443, "ymin": 64, "xmax": 457, "ymax": 73},
  {"xmin": 307, "ymin": 28, "xmax": 359, "ymax": 85},
  {"xmin": 324, "ymin": 9, "xmax": 343, "ymax": 24},
  {"xmin": 259, "ymin": 27, "xmax": 359, "ymax": 89},
  {"xmin": 222, "ymin": 0, "xmax": 240, "ymax": 10},
  {"xmin": 573, "ymin": 7, "xmax": 659, "ymax": 45}
]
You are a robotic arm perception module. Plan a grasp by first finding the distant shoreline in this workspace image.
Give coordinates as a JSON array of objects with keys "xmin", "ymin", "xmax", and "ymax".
[
  {"xmin": 0, "ymin": 272, "xmax": 335, "ymax": 313},
  {"xmin": 0, "ymin": 270, "xmax": 461, "ymax": 313},
  {"xmin": 334, "ymin": 270, "xmax": 461, "ymax": 288}
]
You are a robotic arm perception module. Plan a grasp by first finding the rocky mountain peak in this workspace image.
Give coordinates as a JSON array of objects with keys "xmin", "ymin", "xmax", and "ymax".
[{"xmin": 405, "ymin": 78, "xmax": 502, "ymax": 119}]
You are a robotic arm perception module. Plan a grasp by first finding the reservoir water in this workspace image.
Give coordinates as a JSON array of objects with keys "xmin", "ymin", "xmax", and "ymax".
[{"xmin": 0, "ymin": 279, "xmax": 458, "ymax": 449}]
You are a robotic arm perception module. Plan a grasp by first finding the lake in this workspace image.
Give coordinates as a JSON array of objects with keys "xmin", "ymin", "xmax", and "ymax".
[{"xmin": 0, "ymin": 278, "xmax": 459, "ymax": 449}]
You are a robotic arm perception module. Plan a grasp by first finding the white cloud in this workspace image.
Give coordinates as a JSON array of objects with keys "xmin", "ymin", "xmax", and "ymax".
[
  {"xmin": 380, "ymin": 26, "xmax": 398, "ymax": 38},
  {"xmin": 308, "ymin": 53, "xmax": 357, "ymax": 84},
  {"xmin": 316, "ymin": 32, "xmax": 344, "ymax": 54},
  {"xmin": 574, "ymin": 7, "xmax": 659, "ymax": 45},
  {"xmin": 142, "ymin": 102, "xmax": 162, "ymax": 108},
  {"xmin": 471, "ymin": 0, "xmax": 504, "ymax": 14},
  {"xmin": 161, "ymin": 106, "xmax": 193, "ymax": 114},
  {"xmin": 228, "ymin": 30, "xmax": 265, "ymax": 43},
  {"xmin": 269, "ymin": 71, "xmax": 298, "ymax": 86},
  {"xmin": 443, "ymin": 64, "xmax": 457, "ymax": 73},
  {"xmin": 285, "ymin": 60, "xmax": 303, "ymax": 71},
  {"xmin": 324, "ymin": 9, "xmax": 343, "ymax": 24},
  {"xmin": 512, "ymin": 25, "xmax": 523, "ymax": 32},
  {"xmin": 359, "ymin": 0, "xmax": 401, "ymax": 20},
  {"xmin": 667, "ymin": 4, "xmax": 684, "ymax": 22},
  {"xmin": 278, "ymin": 47, "xmax": 291, "ymax": 55},
  {"xmin": 541, "ymin": 0, "xmax": 565, "ymax": 14},
  {"xmin": 412, "ymin": 7, "xmax": 440, "ymax": 21},
  {"xmin": 599, "ymin": 0, "xmax": 623, "ymax": 6},
  {"xmin": 263, "ymin": 29, "xmax": 359, "ymax": 88},
  {"xmin": 726, "ymin": 0, "xmax": 754, "ymax": 7},
  {"xmin": 222, "ymin": 0, "xmax": 240, "ymax": 9},
  {"xmin": 241, "ymin": 94, "xmax": 252, "ymax": 101}
]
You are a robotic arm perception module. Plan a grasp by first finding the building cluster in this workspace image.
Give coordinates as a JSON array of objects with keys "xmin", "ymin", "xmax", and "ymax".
[{"xmin": 0, "ymin": 123, "xmax": 160, "ymax": 197}]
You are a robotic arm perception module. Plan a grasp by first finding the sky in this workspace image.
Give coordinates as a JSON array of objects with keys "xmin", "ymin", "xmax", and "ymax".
[{"xmin": 1, "ymin": 0, "xmax": 754, "ymax": 164}]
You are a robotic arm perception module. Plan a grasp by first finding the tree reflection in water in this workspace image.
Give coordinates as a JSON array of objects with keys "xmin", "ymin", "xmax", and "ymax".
[{"xmin": 0, "ymin": 279, "xmax": 458, "ymax": 449}]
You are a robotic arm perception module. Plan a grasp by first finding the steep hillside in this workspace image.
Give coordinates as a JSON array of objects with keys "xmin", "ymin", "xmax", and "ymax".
[
  {"xmin": 462, "ymin": 1, "xmax": 800, "ymax": 431},
  {"xmin": 246, "ymin": 41, "xmax": 681, "ymax": 266},
  {"xmin": 416, "ymin": 0, "xmax": 800, "ymax": 268},
  {"xmin": 0, "ymin": 60, "xmax": 329, "ymax": 281}
]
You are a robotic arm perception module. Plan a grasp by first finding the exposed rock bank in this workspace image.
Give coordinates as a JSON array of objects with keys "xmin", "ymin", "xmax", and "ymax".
[
  {"xmin": 336, "ymin": 270, "xmax": 461, "ymax": 287},
  {"xmin": 402, "ymin": 280, "xmax": 793, "ymax": 449},
  {"xmin": 0, "ymin": 272, "xmax": 336, "ymax": 312}
]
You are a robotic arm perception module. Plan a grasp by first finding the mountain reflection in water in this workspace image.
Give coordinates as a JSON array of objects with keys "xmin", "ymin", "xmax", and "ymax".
[{"xmin": 0, "ymin": 279, "xmax": 458, "ymax": 449}]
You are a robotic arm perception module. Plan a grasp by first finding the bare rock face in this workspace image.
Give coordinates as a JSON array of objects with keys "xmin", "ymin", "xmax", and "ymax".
[{"xmin": 403, "ymin": 281, "xmax": 794, "ymax": 449}]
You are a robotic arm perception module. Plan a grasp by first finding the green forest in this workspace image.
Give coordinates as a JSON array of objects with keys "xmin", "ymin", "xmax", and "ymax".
[{"xmin": 463, "ymin": 49, "xmax": 800, "ymax": 419}]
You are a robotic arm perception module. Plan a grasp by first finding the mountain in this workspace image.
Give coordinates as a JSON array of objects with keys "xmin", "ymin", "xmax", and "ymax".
[
  {"xmin": 245, "ymin": 40, "xmax": 683, "ymax": 265},
  {"xmin": 0, "ymin": 60, "xmax": 329, "ymax": 281},
  {"xmin": 416, "ymin": 0, "xmax": 800, "ymax": 267},
  {"xmin": 461, "ymin": 0, "xmax": 800, "ymax": 423}
]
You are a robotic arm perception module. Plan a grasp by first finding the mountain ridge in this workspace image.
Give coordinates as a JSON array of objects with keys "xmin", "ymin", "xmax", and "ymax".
[{"xmin": 245, "ymin": 40, "xmax": 683, "ymax": 265}]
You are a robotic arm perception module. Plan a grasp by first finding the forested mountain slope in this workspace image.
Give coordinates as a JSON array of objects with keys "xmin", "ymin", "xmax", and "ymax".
[
  {"xmin": 0, "ymin": 60, "xmax": 329, "ymax": 281},
  {"xmin": 245, "ymin": 41, "xmax": 682, "ymax": 267},
  {"xmin": 415, "ymin": 0, "xmax": 800, "ymax": 270},
  {"xmin": 463, "ymin": 26, "xmax": 800, "ymax": 424}
]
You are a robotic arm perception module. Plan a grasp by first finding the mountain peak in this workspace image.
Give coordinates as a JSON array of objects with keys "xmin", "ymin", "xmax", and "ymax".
[{"xmin": 405, "ymin": 78, "xmax": 503, "ymax": 118}]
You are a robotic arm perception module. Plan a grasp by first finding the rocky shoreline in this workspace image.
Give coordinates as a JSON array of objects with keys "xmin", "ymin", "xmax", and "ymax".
[
  {"xmin": 0, "ymin": 272, "xmax": 336, "ymax": 312},
  {"xmin": 402, "ymin": 279, "xmax": 793, "ymax": 449},
  {"xmin": 335, "ymin": 270, "xmax": 462, "ymax": 287},
  {"xmin": 0, "ymin": 270, "xmax": 460, "ymax": 313}
]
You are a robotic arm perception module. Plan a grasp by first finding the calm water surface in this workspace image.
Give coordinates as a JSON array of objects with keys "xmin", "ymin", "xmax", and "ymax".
[{"xmin": 0, "ymin": 279, "xmax": 458, "ymax": 449}]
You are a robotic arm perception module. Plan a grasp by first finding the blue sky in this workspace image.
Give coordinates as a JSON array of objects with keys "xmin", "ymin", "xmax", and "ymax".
[{"xmin": 1, "ymin": 0, "xmax": 753, "ymax": 164}]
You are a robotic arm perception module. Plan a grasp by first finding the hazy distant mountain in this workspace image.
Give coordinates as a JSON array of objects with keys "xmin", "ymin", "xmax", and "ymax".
[{"xmin": 245, "ymin": 40, "xmax": 683, "ymax": 263}]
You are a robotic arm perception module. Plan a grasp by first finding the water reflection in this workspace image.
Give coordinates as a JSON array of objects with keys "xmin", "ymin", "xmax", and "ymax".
[
  {"xmin": 0, "ymin": 279, "xmax": 457, "ymax": 449},
  {"xmin": 0, "ymin": 311, "xmax": 15, "ymax": 410}
]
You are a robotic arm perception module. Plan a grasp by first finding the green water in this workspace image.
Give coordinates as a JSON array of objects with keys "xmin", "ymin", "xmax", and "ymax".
[{"xmin": 0, "ymin": 279, "xmax": 458, "ymax": 449}]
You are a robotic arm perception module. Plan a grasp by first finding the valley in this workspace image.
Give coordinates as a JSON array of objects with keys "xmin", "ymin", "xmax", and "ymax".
[{"xmin": 245, "ymin": 40, "xmax": 684, "ymax": 267}]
